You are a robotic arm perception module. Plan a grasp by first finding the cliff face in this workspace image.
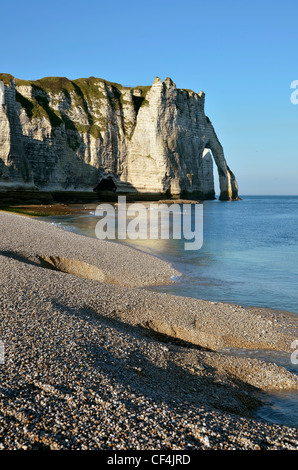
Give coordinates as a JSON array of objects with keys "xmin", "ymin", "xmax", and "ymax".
[{"xmin": 0, "ymin": 74, "xmax": 239, "ymax": 200}]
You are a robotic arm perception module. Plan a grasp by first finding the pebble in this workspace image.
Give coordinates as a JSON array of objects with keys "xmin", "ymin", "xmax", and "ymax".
[{"xmin": 0, "ymin": 211, "xmax": 297, "ymax": 450}]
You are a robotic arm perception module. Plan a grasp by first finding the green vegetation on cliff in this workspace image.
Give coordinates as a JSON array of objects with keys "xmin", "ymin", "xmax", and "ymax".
[
  {"xmin": 0, "ymin": 73, "xmax": 15, "ymax": 85},
  {"xmin": 8, "ymin": 75, "xmax": 152, "ymax": 140}
]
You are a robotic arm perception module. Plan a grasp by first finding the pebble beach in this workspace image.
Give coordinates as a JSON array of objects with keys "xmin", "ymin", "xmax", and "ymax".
[{"xmin": 0, "ymin": 210, "xmax": 298, "ymax": 450}]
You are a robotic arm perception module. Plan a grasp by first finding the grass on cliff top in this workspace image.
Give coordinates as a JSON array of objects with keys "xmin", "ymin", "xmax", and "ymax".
[
  {"xmin": 16, "ymin": 76, "xmax": 126, "ymax": 96},
  {"xmin": 2, "ymin": 73, "xmax": 151, "ymax": 100},
  {"xmin": 0, "ymin": 73, "xmax": 15, "ymax": 85},
  {"xmin": 3, "ymin": 74, "xmax": 152, "ymax": 138}
]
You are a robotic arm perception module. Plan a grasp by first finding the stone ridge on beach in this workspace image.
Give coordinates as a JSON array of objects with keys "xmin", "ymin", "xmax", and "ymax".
[{"xmin": 0, "ymin": 211, "xmax": 297, "ymax": 450}]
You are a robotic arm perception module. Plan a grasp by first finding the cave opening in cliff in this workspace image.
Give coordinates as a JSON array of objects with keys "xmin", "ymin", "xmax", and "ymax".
[{"xmin": 94, "ymin": 176, "xmax": 117, "ymax": 192}]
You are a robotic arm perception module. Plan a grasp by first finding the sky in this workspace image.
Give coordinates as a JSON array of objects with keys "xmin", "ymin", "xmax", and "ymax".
[{"xmin": 1, "ymin": 0, "xmax": 298, "ymax": 195}]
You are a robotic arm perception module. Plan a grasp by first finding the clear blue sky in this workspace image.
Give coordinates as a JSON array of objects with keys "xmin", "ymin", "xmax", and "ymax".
[{"xmin": 2, "ymin": 0, "xmax": 298, "ymax": 195}]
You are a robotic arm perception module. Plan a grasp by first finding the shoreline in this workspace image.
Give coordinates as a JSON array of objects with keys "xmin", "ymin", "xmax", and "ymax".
[
  {"xmin": 0, "ymin": 210, "xmax": 298, "ymax": 449},
  {"xmin": 4, "ymin": 202, "xmax": 298, "ymax": 318},
  {"xmin": 0, "ymin": 204, "xmax": 298, "ymax": 319},
  {"xmin": 2, "ymin": 203, "xmax": 298, "ymax": 317}
]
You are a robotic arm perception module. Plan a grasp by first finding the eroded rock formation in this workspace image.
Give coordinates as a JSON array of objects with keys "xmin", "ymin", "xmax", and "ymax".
[{"xmin": 0, "ymin": 74, "xmax": 239, "ymax": 200}]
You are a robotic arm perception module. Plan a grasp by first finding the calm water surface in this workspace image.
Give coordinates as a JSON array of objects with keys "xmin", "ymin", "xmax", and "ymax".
[
  {"xmin": 46, "ymin": 195, "xmax": 298, "ymax": 428},
  {"xmin": 50, "ymin": 195, "xmax": 298, "ymax": 314}
]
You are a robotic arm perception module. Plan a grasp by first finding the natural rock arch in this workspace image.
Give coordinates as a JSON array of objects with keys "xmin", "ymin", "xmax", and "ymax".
[{"xmin": 204, "ymin": 120, "xmax": 239, "ymax": 201}]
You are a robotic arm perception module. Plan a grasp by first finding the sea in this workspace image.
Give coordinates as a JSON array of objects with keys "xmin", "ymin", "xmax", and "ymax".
[{"xmin": 45, "ymin": 195, "xmax": 298, "ymax": 429}]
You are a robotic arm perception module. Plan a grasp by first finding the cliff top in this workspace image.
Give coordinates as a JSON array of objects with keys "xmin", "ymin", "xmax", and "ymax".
[
  {"xmin": 0, "ymin": 73, "xmax": 202, "ymax": 99},
  {"xmin": 0, "ymin": 73, "xmax": 151, "ymax": 97}
]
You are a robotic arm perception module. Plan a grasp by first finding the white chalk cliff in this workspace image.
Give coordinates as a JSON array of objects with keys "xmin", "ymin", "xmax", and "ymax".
[{"xmin": 0, "ymin": 74, "xmax": 239, "ymax": 200}]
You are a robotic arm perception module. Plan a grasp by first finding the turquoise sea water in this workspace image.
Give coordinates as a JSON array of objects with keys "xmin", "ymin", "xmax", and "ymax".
[
  {"xmin": 46, "ymin": 195, "xmax": 298, "ymax": 428},
  {"xmin": 50, "ymin": 195, "xmax": 298, "ymax": 314}
]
